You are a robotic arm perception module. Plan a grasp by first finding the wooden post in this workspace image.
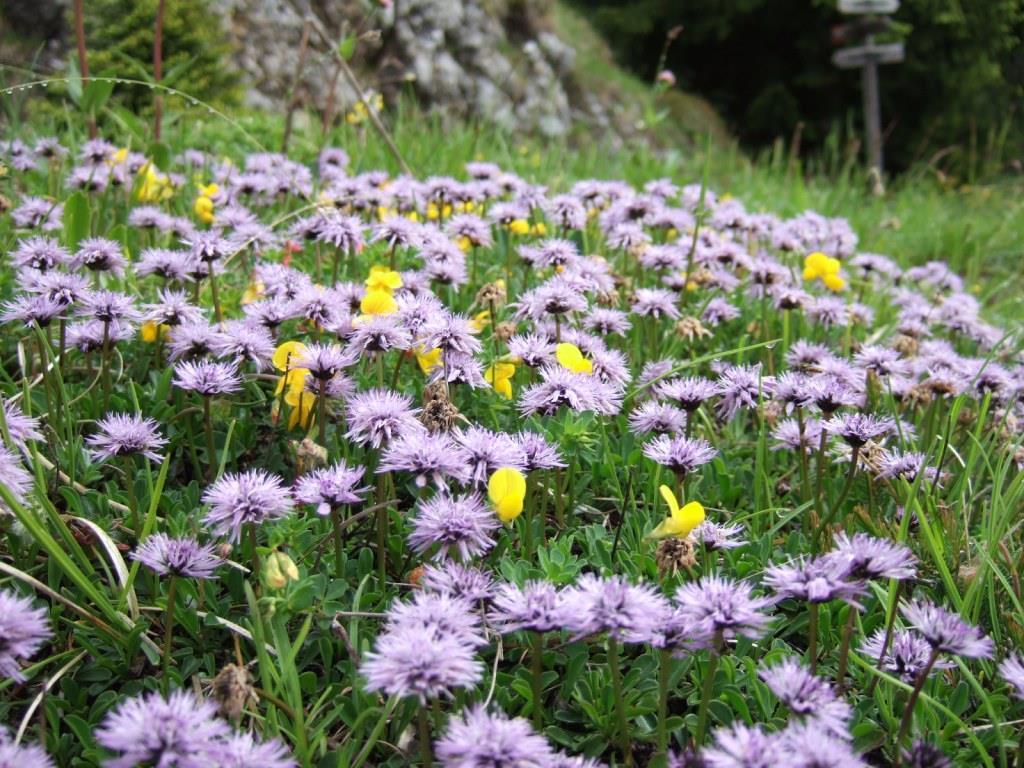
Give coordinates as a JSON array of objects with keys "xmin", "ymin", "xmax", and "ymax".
[
  {"xmin": 861, "ymin": 35, "xmax": 882, "ymax": 173},
  {"xmin": 72, "ymin": 0, "xmax": 97, "ymax": 139}
]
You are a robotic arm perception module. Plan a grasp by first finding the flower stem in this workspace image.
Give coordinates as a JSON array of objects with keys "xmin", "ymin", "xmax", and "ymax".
[
  {"xmin": 318, "ymin": 381, "xmax": 327, "ymax": 446},
  {"xmin": 812, "ymin": 427, "xmax": 829, "ymax": 550},
  {"xmin": 866, "ymin": 580, "xmax": 903, "ymax": 696},
  {"xmin": 209, "ymin": 267, "xmax": 224, "ymax": 324},
  {"xmin": 331, "ymin": 506, "xmax": 345, "ymax": 579},
  {"xmin": 657, "ymin": 648, "xmax": 671, "ymax": 757},
  {"xmin": 248, "ymin": 522, "xmax": 260, "ymax": 582},
  {"xmin": 376, "ymin": 499, "xmax": 388, "ymax": 584},
  {"xmin": 607, "ymin": 636, "xmax": 632, "ymax": 766},
  {"xmin": 819, "ymin": 445, "xmax": 860, "ymax": 546},
  {"xmin": 161, "ymin": 575, "xmax": 177, "ymax": 695},
  {"xmin": 202, "ymin": 396, "xmax": 216, "ymax": 483},
  {"xmin": 418, "ymin": 704, "xmax": 433, "ymax": 767},
  {"xmin": 530, "ymin": 631, "xmax": 544, "ymax": 730},
  {"xmin": 835, "ymin": 604, "xmax": 858, "ymax": 689},
  {"xmin": 694, "ymin": 634, "xmax": 722, "ymax": 747},
  {"xmin": 894, "ymin": 648, "xmax": 940, "ymax": 761},
  {"xmin": 807, "ymin": 602, "xmax": 819, "ymax": 673}
]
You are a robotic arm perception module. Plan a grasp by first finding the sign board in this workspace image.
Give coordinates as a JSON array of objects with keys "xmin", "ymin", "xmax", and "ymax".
[
  {"xmin": 839, "ymin": 0, "xmax": 899, "ymax": 13},
  {"xmin": 832, "ymin": 42, "xmax": 905, "ymax": 69}
]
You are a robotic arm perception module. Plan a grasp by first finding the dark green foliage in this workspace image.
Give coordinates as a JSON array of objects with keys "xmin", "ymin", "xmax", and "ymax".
[
  {"xmin": 80, "ymin": 0, "xmax": 241, "ymax": 111},
  {"xmin": 574, "ymin": 0, "xmax": 1024, "ymax": 174}
]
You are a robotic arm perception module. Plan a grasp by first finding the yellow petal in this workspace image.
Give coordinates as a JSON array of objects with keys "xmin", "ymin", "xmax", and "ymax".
[
  {"xmin": 823, "ymin": 273, "xmax": 846, "ymax": 292},
  {"xmin": 658, "ymin": 484, "xmax": 680, "ymax": 517},
  {"xmin": 495, "ymin": 495, "xmax": 524, "ymax": 523},
  {"xmin": 360, "ymin": 290, "xmax": 398, "ymax": 316},
  {"xmin": 272, "ymin": 341, "xmax": 308, "ymax": 372},
  {"xmin": 670, "ymin": 501, "xmax": 705, "ymax": 538},
  {"xmin": 556, "ymin": 343, "xmax": 592, "ymax": 374},
  {"xmin": 488, "ymin": 467, "xmax": 527, "ymax": 513},
  {"xmin": 417, "ymin": 347, "xmax": 442, "ymax": 374}
]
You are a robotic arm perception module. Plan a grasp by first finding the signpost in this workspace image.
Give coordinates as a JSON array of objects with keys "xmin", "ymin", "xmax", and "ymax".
[{"xmin": 832, "ymin": 0, "xmax": 903, "ymax": 178}]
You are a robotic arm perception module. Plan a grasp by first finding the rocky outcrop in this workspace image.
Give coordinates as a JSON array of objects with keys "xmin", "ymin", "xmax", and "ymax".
[{"xmin": 211, "ymin": 0, "xmax": 612, "ymax": 137}]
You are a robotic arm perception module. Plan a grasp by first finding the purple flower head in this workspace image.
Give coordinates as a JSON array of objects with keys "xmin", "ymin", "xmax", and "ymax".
[
  {"xmin": 518, "ymin": 366, "xmax": 622, "ymax": 418},
  {"xmin": 293, "ymin": 343, "xmax": 347, "ymax": 381},
  {"xmin": 77, "ymin": 290, "xmax": 141, "ymax": 324},
  {"xmin": 145, "ymin": 289, "xmax": 204, "ymax": 328},
  {"xmin": 408, "ymin": 492, "xmax": 499, "ymax": 560},
  {"xmin": 0, "ymin": 727, "xmax": 54, "ymax": 767},
  {"xmin": 435, "ymin": 705, "xmax": 555, "ymax": 767},
  {"xmin": 715, "ymin": 364, "xmax": 764, "ymax": 421},
  {"xmin": 900, "ymin": 741, "xmax": 951, "ymax": 768},
  {"xmin": 1, "ymin": 294, "xmax": 64, "ymax": 327},
  {"xmin": 829, "ymin": 532, "xmax": 917, "ymax": 581},
  {"xmin": 202, "ymin": 469, "xmax": 294, "ymax": 542},
  {"xmin": 72, "ymin": 237, "xmax": 127, "ymax": 275},
  {"xmin": 514, "ymin": 432, "xmax": 566, "ymax": 471},
  {"xmin": 675, "ymin": 576, "xmax": 773, "ymax": 647},
  {"xmin": 446, "ymin": 214, "xmax": 493, "ymax": 247},
  {"xmin": 86, "ymin": 413, "xmax": 168, "ymax": 463},
  {"xmin": 186, "ymin": 230, "xmax": 231, "ymax": 263},
  {"xmin": 764, "ymin": 556, "xmax": 865, "ymax": 605},
  {"xmin": 345, "ymin": 388, "xmax": 423, "ymax": 448},
  {"xmin": 173, "ymin": 360, "xmax": 242, "ymax": 396},
  {"xmin": 770, "ymin": 372, "xmax": 814, "ymax": 413},
  {"xmin": 877, "ymin": 449, "xmax": 939, "ymax": 485},
  {"xmin": 294, "ymin": 461, "xmax": 368, "ymax": 516},
  {"xmin": 759, "ymin": 658, "xmax": 852, "ymax": 739},
  {"xmin": 808, "ymin": 375, "xmax": 859, "ymax": 414},
  {"xmin": 94, "ymin": 689, "xmax": 230, "ymax": 768},
  {"xmin": 0, "ymin": 447, "xmax": 33, "ymax": 516},
  {"xmin": 489, "ymin": 580, "xmax": 565, "ymax": 634},
  {"xmin": 128, "ymin": 205, "xmax": 173, "ymax": 230},
  {"xmin": 454, "ymin": 427, "xmax": 526, "ymax": 488},
  {"xmin": 28, "ymin": 271, "xmax": 91, "ymax": 308},
  {"xmin": 899, "ymin": 599, "xmax": 993, "ymax": 659},
  {"xmin": 656, "ymin": 376, "xmax": 718, "ymax": 411},
  {"xmin": 12, "ymin": 197, "xmax": 63, "ymax": 232},
  {"xmin": 999, "ymin": 653, "xmax": 1024, "ymax": 700},
  {"xmin": 343, "ymin": 315, "xmax": 411, "ymax": 362},
  {"xmin": 584, "ymin": 308, "xmax": 632, "ymax": 336},
  {"xmin": 421, "ymin": 562, "xmax": 495, "ymax": 603},
  {"xmin": 702, "ymin": 297, "xmax": 740, "ymax": 327},
  {"xmin": 67, "ymin": 319, "xmax": 134, "ymax": 352},
  {"xmin": 11, "ymin": 237, "xmax": 70, "ymax": 272},
  {"xmin": 137, "ymin": 248, "xmax": 191, "ymax": 281},
  {"xmin": 420, "ymin": 313, "xmax": 482, "ymax": 356},
  {"xmin": 377, "ymin": 432, "xmax": 471, "ymax": 490},
  {"xmin": 166, "ymin": 322, "xmax": 220, "ymax": 361},
  {"xmin": 213, "ymin": 320, "xmax": 276, "ymax": 370},
  {"xmin": 643, "ymin": 434, "xmax": 717, "ymax": 476},
  {"xmin": 631, "ymin": 288, "xmax": 680, "ymax": 320},
  {"xmin": 0, "ymin": 588, "xmax": 51, "ymax": 681},
  {"xmin": 776, "ymin": 723, "xmax": 864, "ymax": 767},
  {"xmin": 514, "ymin": 280, "xmax": 588, "ymax": 320},
  {"xmin": 132, "ymin": 533, "xmax": 222, "ymax": 579},
  {"xmin": 702, "ymin": 723, "xmax": 782, "ymax": 768},
  {"xmin": 315, "ymin": 212, "xmax": 364, "ymax": 252},
  {"xmin": 823, "ymin": 413, "xmax": 893, "ymax": 448},
  {"xmin": 693, "ymin": 520, "xmax": 746, "ymax": 550},
  {"xmin": 508, "ymin": 334, "xmax": 557, "ymax": 368},
  {"xmin": 559, "ymin": 573, "xmax": 669, "ymax": 643},
  {"xmin": 2, "ymin": 400, "xmax": 43, "ymax": 453},
  {"xmin": 219, "ymin": 732, "xmax": 297, "ymax": 768},
  {"xmin": 629, "ymin": 401, "xmax": 687, "ymax": 436},
  {"xmin": 859, "ymin": 628, "xmax": 954, "ymax": 683},
  {"xmin": 771, "ymin": 418, "xmax": 823, "ymax": 454}
]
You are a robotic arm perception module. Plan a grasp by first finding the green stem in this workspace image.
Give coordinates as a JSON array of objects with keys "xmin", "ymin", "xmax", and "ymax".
[
  {"xmin": 808, "ymin": 602, "xmax": 819, "ymax": 674},
  {"xmin": 162, "ymin": 575, "xmax": 177, "ymax": 695},
  {"xmin": 331, "ymin": 506, "xmax": 345, "ymax": 579},
  {"xmin": 893, "ymin": 648, "xmax": 941, "ymax": 762},
  {"xmin": 318, "ymin": 380, "xmax": 327, "ymax": 446},
  {"xmin": 866, "ymin": 579, "xmax": 903, "ymax": 696},
  {"xmin": 209, "ymin": 266, "xmax": 224, "ymax": 324},
  {"xmin": 658, "ymin": 648, "xmax": 671, "ymax": 757},
  {"xmin": 418, "ymin": 705, "xmax": 433, "ymax": 767},
  {"xmin": 608, "ymin": 636, "xmax": 632, "ymax": 766},
  {"xmin": 202, "ymin": 396, "xmax": 216, "ymax": 482},
  {"xmin": 122, "ymin": 456, "xmax": 139, "ymax": 535},
  {"xmin": 531, "ymin": 631, "xmax": 544, "ymax": 730},
  {"xmin": 376, "ymin": 495, "xmax": 388, "ymax": 583},
  {"xmin": 818, "ymin": 444, "xmax": 860, "ymax": 548},
  {"xmin": 248, "ymin": 522, "xmax": 260, "ymax": 582},
  {"xmin": 835, "ymin": 604, "xmax": 857, "ymax": 689},
  {"xmin": 694, "ymin": 634, "xmax": 722, "ymax": 746}
]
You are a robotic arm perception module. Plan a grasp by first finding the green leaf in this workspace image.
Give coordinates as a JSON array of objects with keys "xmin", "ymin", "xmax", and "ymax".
[
  {"xmin": 338, "ymin": 35, "xmax": 357, "ymax": 61},
  {"xmin": 82, "ymin": 78, "xmax": 115, "ymax": 114},
  {"xmin": 63, "ymin": 191, "xmax": 91, "ymax": 250}
]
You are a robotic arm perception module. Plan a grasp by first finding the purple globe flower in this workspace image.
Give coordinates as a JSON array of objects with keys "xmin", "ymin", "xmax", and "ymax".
[
  {"xmin": 628, "ymin": 401, "xmax": 687, "ymax": 436},
  {"xmin": 0, "ymin": 446, "xmax": 33, "ymax": 515},
  {"xmin": 828, "ymin": 532, "xmax": 917, "ymax": 581},
  {"xmin": 764, "ymin": 557, "xmax": 865, "ymax": 606},
  {"xmin": 674, "ymin": 576, "xmax": 773, "ymax": 647},
  {"xmin": 294, "ymin": 461, "xmax": 368, "ymax": 516},
  {"xmin": 514, "ymin": 432, "xmax": 566, "ymax": 471},
  {"xmin": 0, "ymin": 588, "xmax": 51, "ymax": 681},
  {"xmin": 434, "ymin": 705, "xmax": 555, "ymax": 767},
  {"xmin": 408, "ymin": 492, "xmax": 499, "ymax": 561},
  {"xmin": 173, "ymin": 360, "xmax": 242, "ymax": 397},
  {"xmin": 758, "ymin": 658, "xmax": 852, "ymax": 739},
  {"xmin": 86, "ymin": 413, "xmax": 168, "ymax": 463},
  {"xmin": 345, "ymin": 388, "xmax": 423, "ymax": 449},
  {"xmin": 72, "ymin": 237, "xmax": 127, "ymax": 275},
  {"xmin": 202, "ymin": 470, "xmax": 294, "ymax": 542},
  {"xmin": 643, "ymin": 434, "xmax": 718, "ymax": 476},
  {"xmin": 454, "ymin": 427, "xmax": 526, "ymax": 488},
  {"xmin": 899, "ymin": 599, "xmax": 993, "ymax": 659},
  {"xmin": 377, "ymin": 432, "xmax": 471, "ymax": 490},
  {"xmin": 559, "ymin": 573, "xmax": 669, "ymax": 643},
  {"xmin": 489, "ymin": 580, "xmax": 565, "ymax": 634},
  {"xmin": 0, "ymin": 728, "xmax": 54, "ymax": 768},
  {"xmin": 702, "ymin": 723, "xmax": 782, "ymax": 768},
  {"xmin": 219, "ymin": 732, "xmax": 297, "ymax": 768},
  {"xmin": 421, "ymin": 562, "xmax": 496, "ymax": 603},
  {"xmin": 999, "ymin": 653, "xmax": 1024, "ymax": 700},
  {"xmin": 132, "ymin": 533, "xmax": 222, "ymax": 579},
  {"xmin": 859, "ymin": 628, "xmax": 953, "ymax": 684},
  {"xmin": 2, "ymin": 400, "xmax": 42, "ymax": 453},
  {"xmin": 656, "ymin": 376, "xmax": 717, "ymax": 411},
  {"xmin": 94, "ymin": 689, "xmax": 230, "ymax": 768},
  {"xmin": 823, "ymin": 413, "xmax": 893, "ymax": 448}
]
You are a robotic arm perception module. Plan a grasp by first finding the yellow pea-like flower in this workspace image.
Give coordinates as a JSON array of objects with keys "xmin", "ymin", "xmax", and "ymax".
[
  {"xmin": 416, "ymin": 347, "xmax": 442, "ymax": 374},
  {"xmin": 365, "ymin": 266, "xmax": 403, "ymax": 293},
  {"xmin": 507, "ymin": 219, "xmax": 530, "ymax": 235},
  {"xmin": 193, "ymin": 196, "xmax": 215, "ymax": 224},
  {"xmin": 648, "ymin": 485, "xmax": 705, "ymax": 540},
  {"xmin": 272, "ymin": 341, "xmax": 309, "ymax": 373},
  {"xmin": 488, "ymin": 467, "xmax": 527, "ymax": 523},
  {"xmin": 555, "ymin": 342, "xmax": 593, "ymax": 375},
  {"xmin": 360, "ymin": 289, "xmax": 399, "ymax": 316},
  {"xmin": 485, "ymin": 362, "xmax": 516, "ymax": 400},
  {"xmin": 285, "ymin": 389, "xmax": 316, "ymax": 430}
]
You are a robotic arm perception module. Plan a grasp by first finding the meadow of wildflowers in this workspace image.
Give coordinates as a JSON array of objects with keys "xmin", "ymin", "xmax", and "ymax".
[{"xmin": 0, "ymin": 119, "xmax": 1022, "ymax": 768}]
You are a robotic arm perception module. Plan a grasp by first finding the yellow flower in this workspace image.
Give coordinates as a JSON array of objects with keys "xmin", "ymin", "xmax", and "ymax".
[
  {"xmin": 264, "ymin": 551, "xmax": 300, "ymax": 589},
  {"xmin": 140, "ymin": 321, "xmax": 169, "ymax": 343},
  {"xmin": 365, "ymin": 266, "xmax": 403, "ymax": 294},
  {"xmin": 802, "ymin": 252, "xmax": 846, "ymax": 293},
  {"xmin": 109, "ymin": 147, "xmax": 129, "ymax": 166},
  {"xmin": 555, "ymin": 342, "xmax": 593, "ymax": 375},
  {"xmin": 471, "ymin": 309, "xmax": 491, "ymax": 332},
  {"xmin": 485, "ymin": 362, "xmax": 516, "ymax": 399},
  {"xmin": 406, "ymin": 210, "xmax": 420, "ymax": 222},
  {"xmin": 276, "ymin": 368, "xmax": 309, "ymax": 398},
  {"xmin": 198, "ymin": 182, "xmax": 220, "ymax": 198},
  {"xmin": 507, "ymin": 219, "xmax": 530, "ymax": 235},
  {"xmin": 285, "ymin": 388, "xmax": 316, "ymax": 429},
  {"xmin": 822, "ymin": 273, "xmax": 846, "ymax": 292},
  {"xmin": 272, "ymin": 341, "xmax": 309, "ymax": 373},
  {"xmin": 488, "ymin": 467, "xmax": 527, "ymax": 523},
  {"xmin": 456, "ymin": 235, "xmax": 472, "ymax": 252},
  {"xmin": 648, "ymin": 485, "xmax": 705, "ymax": 539},
  {"xmin": 241, "ymin": 280, "xmax": 266, "ymax": 305},
  {"xmin": 136, "ymin": 164, "xmax": 174, "ymax": 203},
  {"xmin": 531, "ymin": 222, "xmax": 547, "ymax": 236},
  {"xmin": 360, "ymin": 289, "xmax": 399, "ymax": 316},
  {"xmin": 416, "ymin": 347, "xmax": 442, "ymax": 374},
  {"xmin": 194, "ymin": 196, "xmax": 215, "ymax": 224}
]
